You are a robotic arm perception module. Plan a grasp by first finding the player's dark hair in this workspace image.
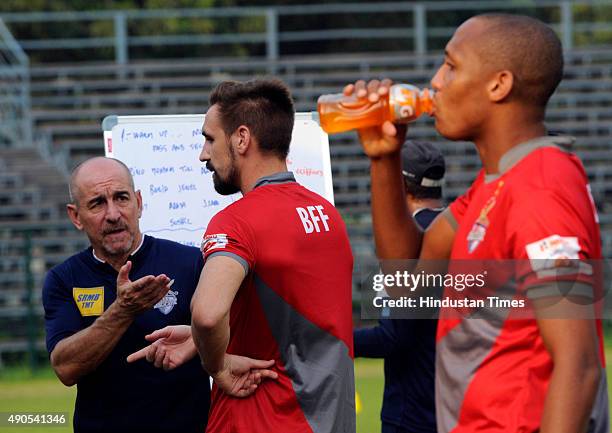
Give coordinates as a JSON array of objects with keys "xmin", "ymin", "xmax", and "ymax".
[
  {"xmin": 475, "ymin": 14, "xmax": 564, "ymax": 108},
  {"xmin": 209, "ymin": 78, "xmax": 295, "ymax": 159}
]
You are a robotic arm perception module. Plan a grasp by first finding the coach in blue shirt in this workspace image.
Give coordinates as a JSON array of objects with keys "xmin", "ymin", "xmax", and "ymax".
[
  {"xmin": 42, "ymin": 157, "xmax": 210, "ymax": 433},
  {"xmin": 354, "ymin": 140, "xmax": 444, "ymax": 433}
]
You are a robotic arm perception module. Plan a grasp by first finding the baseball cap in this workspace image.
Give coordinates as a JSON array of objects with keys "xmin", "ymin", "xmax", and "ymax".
[{"xmin": 401, "ymin": 140, "xmax": 445, "ymax": 187}]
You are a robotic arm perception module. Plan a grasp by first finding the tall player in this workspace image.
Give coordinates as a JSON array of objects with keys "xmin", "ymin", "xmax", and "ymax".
[{"xmin": 347, "ymin": 14, "xmax": 608, "ymax": 433}]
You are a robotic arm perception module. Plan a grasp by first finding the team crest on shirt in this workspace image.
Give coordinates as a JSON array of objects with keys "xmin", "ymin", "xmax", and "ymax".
[
  {"xmin": 154, "ymin": 290, "xmax": 178, "ymax": 315},
  {"xmin": 467, "ymin": 222, "xmax": 487, "ymax": 253},
  {"xmin": 467, "ymin": 180, "xmax": 505, "ymax": 254},
  {"xmin": 201, "ymin": 233, "xmax": 229, "ymax": 253}
]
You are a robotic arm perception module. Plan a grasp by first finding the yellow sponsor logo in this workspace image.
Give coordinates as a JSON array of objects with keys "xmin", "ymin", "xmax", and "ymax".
[{"xmin": 72, "ymin": 287, "xmax": 104, "ymax": 316}]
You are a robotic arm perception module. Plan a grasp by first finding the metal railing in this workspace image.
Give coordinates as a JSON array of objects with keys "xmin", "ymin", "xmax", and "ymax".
[
  {"xmin": 0, "ymin": 18, "xmax": 31, "ymax": 147},
  {"xmin": 1, "ymin": 1, "xmax": 612, "ymax": 65},
  {"xmin": 0, "ymin": 19, "xmax": 67, "ymax": 171},
  {"xmin": 0, "ymin": 222, "xmax": 83, "ymax": 369}
]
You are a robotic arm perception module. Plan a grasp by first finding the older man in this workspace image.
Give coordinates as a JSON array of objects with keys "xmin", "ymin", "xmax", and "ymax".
[{"xmin": 42, "ymin": 157, "xmax": 210, "ymax": 433}]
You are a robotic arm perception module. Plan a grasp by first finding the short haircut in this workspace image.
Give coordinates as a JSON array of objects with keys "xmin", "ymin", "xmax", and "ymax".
[
  {"xmin": 209, "ymin": 78, "xmax": 295, "ymax": 159},
  {"xmin": 69, "ymin": 157, "xmax": 134, "ymax": 205},
  {"xmin": 474, "ymin": 14, "xmax": 563, "ymax": 108}
]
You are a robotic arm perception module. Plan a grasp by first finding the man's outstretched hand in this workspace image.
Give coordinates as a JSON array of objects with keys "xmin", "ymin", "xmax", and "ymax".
[
  {"xmin": 115, "ymin": 261, "xmax": 171, "ymax": 317},
  {"xmin": 126, "ymin": 325, "xmax": 196, "ymax": 370},
  {"xmin": 212, "ymin": 354, "xmax": 278, "ymax": 398}
]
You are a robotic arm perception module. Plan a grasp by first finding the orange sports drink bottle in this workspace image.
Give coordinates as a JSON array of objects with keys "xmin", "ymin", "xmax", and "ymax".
[{"xmin": 317, "ymin": 84, "xmax": 434, "ymax": 134}]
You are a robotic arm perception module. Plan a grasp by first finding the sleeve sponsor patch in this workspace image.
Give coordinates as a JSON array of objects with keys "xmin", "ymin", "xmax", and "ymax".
[
  {"xmin": 72, "ymin": 287, "xmax": 104, "ymax": 316},
  {"xmin": 525, "ymin": 234, "xmax": 592, "ymax": 277},
  {"xmin": 201, "ymin": 233, "xmax": 229, "ymax": 254}
]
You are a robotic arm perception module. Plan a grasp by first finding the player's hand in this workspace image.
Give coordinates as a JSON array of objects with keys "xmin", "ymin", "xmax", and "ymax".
[
  {"xmin": 115, "ymin": 261, "xmax": 171, "ymax": 316},
  {"xmin": 212, "ymin": 354, "xmax": 278, "ymax": 398},
  {"xmin": 126, "ymin": 325, "xmax": 197, "ymax": 370},
  {"xmin": 344, "ymin": 79, "xmax": 407, "ymax": 159}
]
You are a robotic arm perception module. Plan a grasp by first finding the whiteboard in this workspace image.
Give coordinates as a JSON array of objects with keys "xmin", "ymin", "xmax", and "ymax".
[{"xmin": 102, "ymin": 113, "xmax": 333, "ymax": 248}]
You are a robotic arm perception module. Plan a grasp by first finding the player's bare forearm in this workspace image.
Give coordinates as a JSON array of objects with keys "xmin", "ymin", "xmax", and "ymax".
[
  {"xmin": 537, "ymin": 302, "xmax": 601, "ymax": 433},
  {"xmin": 192, "ymin": 313, "xmax": 230, "ymax": 376},
  {"xmin": 50, "ymin": 301, "xmax": 134, "ymax": 386},
  {"xmin": 540, "ymin": 355, "xmax": 600, "ymax": 433},
  {"xmin": 190, "ymin": 255, "xmax": 245, "ymax": 375},
  {"xmin": 352, "ymin": 96, "xmax": 419, "ymax": 260},
  {"xmin": 370, "ymin": 154, "xmax": 422, "ymax": 260}
]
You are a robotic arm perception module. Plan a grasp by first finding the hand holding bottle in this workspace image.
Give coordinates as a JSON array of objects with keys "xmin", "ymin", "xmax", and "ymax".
[
  {"xmin": 357, "ymin": 117, "xmax": 408, "ymax": 160},
  {"xmin": 318, "ymin": 78, "xmax": 433, "ymax": 157},
  {"xmin": 343, "ymin": 78, "xmax": 393, "ymax": 103},
  {"xmin": 334, "ymin": 79, "xmax": 409, "ymax": 158}
]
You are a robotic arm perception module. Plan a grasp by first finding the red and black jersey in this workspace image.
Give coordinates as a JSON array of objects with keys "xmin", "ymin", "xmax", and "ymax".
[
  {"xmin": 201, "ymin": 172, "xmax": 355, "ymax": 433},
  {"xmin": 438, "ymin": 136, "xmax": 607, "ymax": 433}
]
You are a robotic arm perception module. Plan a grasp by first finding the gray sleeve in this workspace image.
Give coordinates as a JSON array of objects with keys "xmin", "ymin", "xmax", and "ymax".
[
  {"xmin": 441, "ymin": 207, "xmax": 458, "ymax": 231},
  {"xmin": 526, "ymin": 281, "xmax": 594, "ymax": 300},
  {"xmin": 206, "ymin": 251, "xmax": 249, "ymax": 275}
]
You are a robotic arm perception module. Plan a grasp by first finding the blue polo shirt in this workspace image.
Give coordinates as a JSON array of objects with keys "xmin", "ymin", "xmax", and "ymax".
[
  {"xmin": 43, "ymin": 235, "xmax": 210, "ymax": 433},
  {"xmin": 354, "ymin": 209, "xmax": 440, "ymax": 433}
]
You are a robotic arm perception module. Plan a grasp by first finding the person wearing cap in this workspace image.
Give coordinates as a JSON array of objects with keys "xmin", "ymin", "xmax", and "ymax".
[
  {"xmin": 353, "ymin": 140, "xmax": 444, "ymax": 433},
  {"xmin": 400, "ymin": 140, "xmax": 445, "ymax": 231}
]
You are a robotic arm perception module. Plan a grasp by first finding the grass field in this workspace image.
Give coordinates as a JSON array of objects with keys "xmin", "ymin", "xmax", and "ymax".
[
  {"xmin": 0, "ymin": 367, "xmax": 75, "ymax": 433},
  {"xmin": 355, "ymin": 358, "xmax": 384, "ymax": 433},
  {"xmin": 0, "ymin": 360, "xmax": 384, "ymax": 433},
  {"xmin": 1, "ymin": 352, "xmax": 610, "ymax": 433}
]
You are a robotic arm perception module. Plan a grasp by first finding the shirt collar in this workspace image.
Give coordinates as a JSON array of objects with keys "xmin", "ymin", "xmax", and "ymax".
[
  {"xmin": 484, "ymin": 135, "xmax": 575, "ymax": 183},
  {"xmin": 412, "ymin": 207, "xmax": 445, "ymax": 218},
  {"xmin": 92, "ymin": 234, "xmax": 145, "ymax": 263},
  {"xmin": 498, "ymin": 135, "xmax": 574, "ymax": 174},
  {"xmin": 253, "ymin": 171, "xmax": 296, "ymax": 189}
]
